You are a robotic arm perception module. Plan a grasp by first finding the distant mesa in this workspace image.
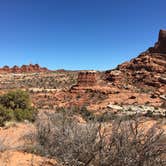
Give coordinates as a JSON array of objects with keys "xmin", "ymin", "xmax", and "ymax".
[{"xmin": 0, "ymin": 64, "xmax": 49, "ymax": 73}]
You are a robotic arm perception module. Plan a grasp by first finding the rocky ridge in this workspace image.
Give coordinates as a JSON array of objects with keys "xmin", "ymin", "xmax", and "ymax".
[
  {"xmin": 0, "ymin": 64, "xmax": 49, "ymax": 73},
  {"xmin": 105, "ymin": 30, "xmax": 166, "ymax": 94}
]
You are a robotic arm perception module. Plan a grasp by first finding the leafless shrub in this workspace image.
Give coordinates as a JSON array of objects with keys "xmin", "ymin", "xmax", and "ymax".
[
  {"xmin": 35, "ymin": 110, "xmax": 102, "ymax": 165},
  {"xmin": 34, "ymin": 111, "xmax": 166, "ymax": 166},
  {"xmin": 102, "ymin": 117, "xmax": 166, "ymax": 166}
]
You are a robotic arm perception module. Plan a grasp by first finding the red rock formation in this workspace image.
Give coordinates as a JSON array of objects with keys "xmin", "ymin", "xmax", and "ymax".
[
  {"xmin": 70, "ymin": 71, "xmax": 97, "ymax": 93},
  {"xmin": 12, "ymin": 65, "xmax": 21, "ymax": 73},
  {"xmin": 0, "ymin": 64, "xmax": 49, "ymax": 73},
  {"xmin": 2, "ymin": 65, "xmax": 10, "ymax": 72},
  {"xmin": 77, "ymin": 71, "xmax": 97, "ymax": 86},
  {"xmin": 105, "ymin": 30, "xmax": 166, "ymax": 92},
  {"xmin": 149, "ymin": 30, "xmax": 166, "ymax": 53}
]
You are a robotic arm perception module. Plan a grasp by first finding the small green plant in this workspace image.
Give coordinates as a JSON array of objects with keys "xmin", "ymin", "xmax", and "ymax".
[
  {"xmin": 14, "ymin": 108, "xmax": 36, "ymax": 122},
  {"xmin": 0, "ymin": 90, "xmax": 36, "ymax": 126},
  {"xmin": 0, "ymin": 90, "xmax": 31, "ymax": 110},
  {"xmin": 0, "ymin": 105, "xmax": 14, "ymax": 126}
]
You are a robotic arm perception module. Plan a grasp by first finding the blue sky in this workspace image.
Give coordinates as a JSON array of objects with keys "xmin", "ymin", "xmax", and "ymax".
[{"xmin": 0, "ymin": 0, "xmax": 165, "ymax": 70}]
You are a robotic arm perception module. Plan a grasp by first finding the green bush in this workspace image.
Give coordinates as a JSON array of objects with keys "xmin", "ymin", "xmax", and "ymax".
[
  {"xmin": 0, "ymin": 105, "xmax": 14, "ymax": 126},
  {"xmin": 14, "ymin": 108, "xmax": 35, "ymax": 122},
  {"xmin": 0, "ymin": 90, "xmax": 36, "ymax": 126},
  {"xmin": 0, "ymin": 90, "xmax": 31, "ymax": 110}
]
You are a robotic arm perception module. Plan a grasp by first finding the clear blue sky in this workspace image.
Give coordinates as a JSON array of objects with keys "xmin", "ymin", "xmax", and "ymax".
[{"xmin": 0, "ymin": 0, "xmax": 165, "ymax": 70}]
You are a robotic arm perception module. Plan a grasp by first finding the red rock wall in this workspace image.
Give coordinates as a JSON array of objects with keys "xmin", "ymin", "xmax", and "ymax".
[{"xmin": 77, "ymin": 71, "xmax": 97, "ymax": 86}]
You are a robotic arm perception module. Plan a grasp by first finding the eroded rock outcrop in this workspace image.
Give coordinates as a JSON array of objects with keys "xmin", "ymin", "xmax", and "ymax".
[
  {"xmin": 105, "ymin": 30, "xmax": 166, "ymax": 93},
  {"xmin": 77, "ymin": 71, "xmax": 97, "ymax": 86},
  {"xmin": 70, "ymin": 71, "xmax": 97, "ymax": 93},
  {"xmin": 149, "ymin": 30, "xmax": 166, "ymax": 53},
  {"xmin": 0, "ymin": 64, "xmax": 49, "ymax": 73}
]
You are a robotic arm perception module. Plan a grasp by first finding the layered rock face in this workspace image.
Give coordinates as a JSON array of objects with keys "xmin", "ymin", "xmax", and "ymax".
[
  {"xmin": 77, "ymin": 71, "xmax": 97, "ymax": 86},
  {"xmin": 70, "ymin": 71, "xmax": 97, "ymax": 93},
  {"xmin": 105, "ymin": 30, "xmax": 166, "ymax": 92},
  {"xmin": 0, "ymin": 64, "xmax": 49, "ymax": 73}
]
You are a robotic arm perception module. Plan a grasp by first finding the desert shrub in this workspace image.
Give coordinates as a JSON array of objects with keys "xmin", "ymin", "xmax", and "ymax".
[
  {"xmin": 0, "ymin": 90, "xmax": 36, "ymax": 126},
  {"xmin": 78, "ymin": 106, "xmax": 95, "ymax": 120},
  {"xmin": 0, "ymin": 105, "xmax": 14, "ymax": 126},
  {"xmin": 34, "ymin": 111, "xmax": 166, "ymax": 166},
  {"xmin": 34, "ymin": 110, "xmax": 101, "ymax": 165},
  {"xmin": 0, "ymin": 90, "xmax": 31, "ymax": 110},
  {"xmin": 58, "ymin": 106, "xmax": 95, "ymax": 121},
  {"xmin": 96, "ymin": 111, "xmax": 116, "ymax": 122},
  {"xmin": 14, "ymin": 108, "xmax": 36, "ymax": 122},
  {"xmin": 101, "ymin": 118, "xmax": 166, "ymax": 166}
]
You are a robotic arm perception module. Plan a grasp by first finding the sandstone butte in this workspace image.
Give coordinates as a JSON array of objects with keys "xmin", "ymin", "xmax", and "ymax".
[{"xmin": 77, "ymin": 70, "xmax": 97, "ymax": 86}]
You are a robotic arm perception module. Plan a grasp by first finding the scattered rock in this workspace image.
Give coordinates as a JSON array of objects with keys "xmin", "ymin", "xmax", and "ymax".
[
  {"xmin": 160, "ymin": 95, "xmax": 166, "ymax": 101},
  {"xmin": 107, "ymin": 104, "xmax": 123, "ymax": 110}
]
